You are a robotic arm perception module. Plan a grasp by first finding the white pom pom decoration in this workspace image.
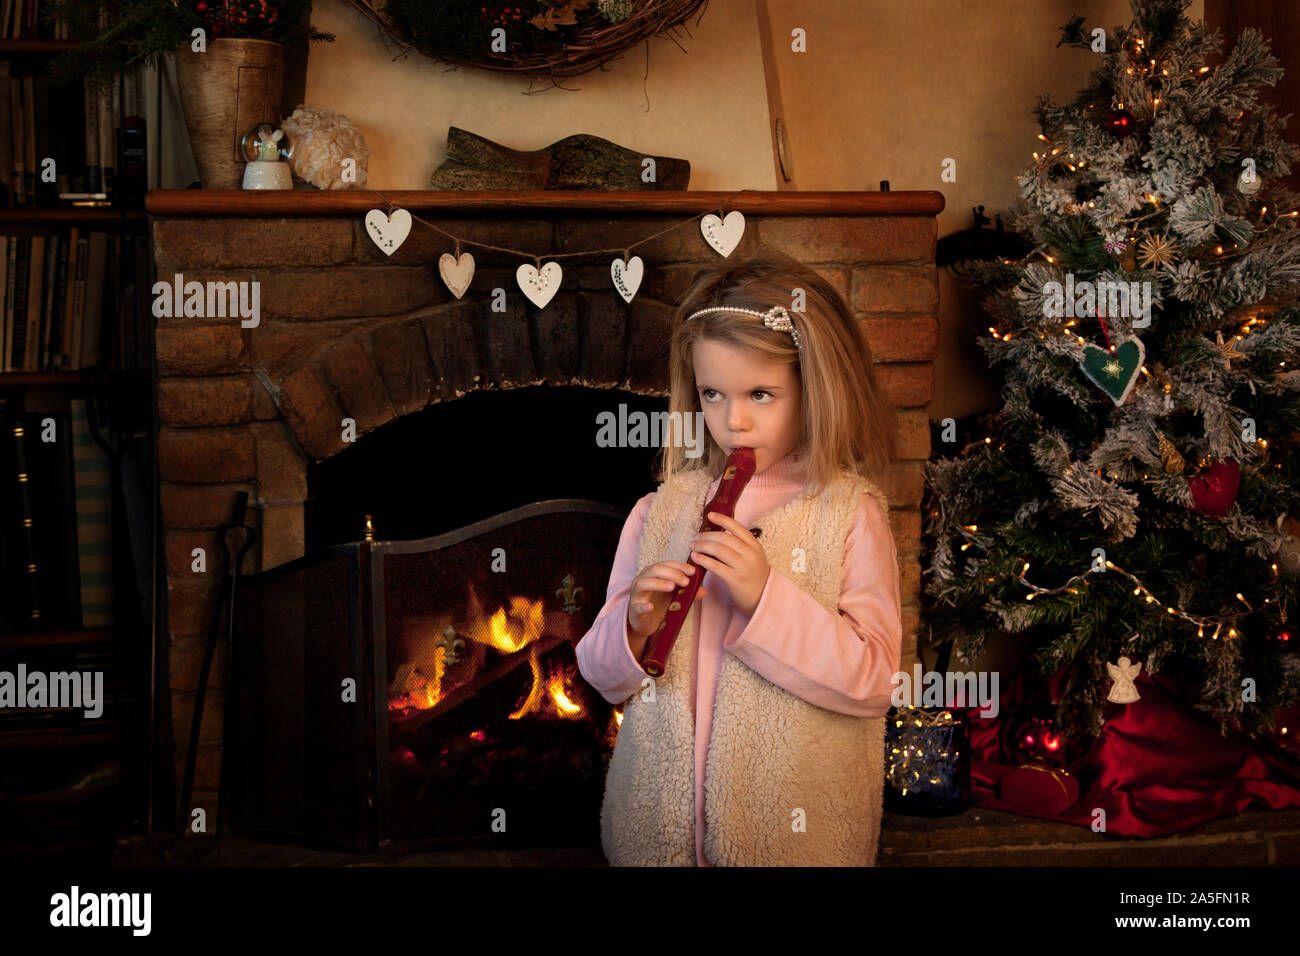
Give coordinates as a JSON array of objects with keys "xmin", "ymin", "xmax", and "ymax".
[{"xmin": 278, "ymin": 105, "xmax": 370, "ymax": 190}]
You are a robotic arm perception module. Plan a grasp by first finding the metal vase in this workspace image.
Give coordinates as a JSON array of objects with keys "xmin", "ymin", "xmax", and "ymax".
[{"xmin": 174, "ymin": 39, "xmax": 286, "ymax": 189}]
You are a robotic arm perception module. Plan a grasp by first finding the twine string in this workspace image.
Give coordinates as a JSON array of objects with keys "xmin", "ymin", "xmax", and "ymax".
[{"xmin": 363, "ymin": 188, "xmax": 748, "ymax": 262}]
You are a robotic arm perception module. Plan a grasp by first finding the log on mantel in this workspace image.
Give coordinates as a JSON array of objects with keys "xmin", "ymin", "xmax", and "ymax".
[{"xmin": 429, "ymin": 127, "xmax": 691, "ymax": 191}]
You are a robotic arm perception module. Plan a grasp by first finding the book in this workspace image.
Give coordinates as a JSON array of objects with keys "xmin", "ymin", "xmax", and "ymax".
[
  {"xmin": 22, "ymin": 75, "xmax": 34, "ymax": 208},
  {"xmin": 83, "ymin": 77, "xmax": 99, "ymax": 196},
  {"xmin": 79, "ymin": 232, "xmax": 108, "ymax": 369},
  {"xmin": 68, "ymin": 235, "xmax": 87, "ymax": 370},
  {"xmin": 10, "ymin": 235, "xmax": 28, "ymax": 369},
  {"xmin": 50, "ymin": 230, "xmax": 71, "ymax": 369},
  {"xmin": 3, "ymin": 236, "xmax": 16, "ymax": 372},
  {"xmin": 32, "ymin": 74, "xmax": 49, "ymax": 205},
  {"xmin": 0, "ymin": 61, "xmax": 10, "ymax": 207},
  {"xmin": 38, "ymin": 232, "xmax": 57, "ymax": 370},
  {"xmin": 47, "ymin": 74, "xmax": 85, "ymax": 198},
  {"xmin": 22, "ymin": 403, "xmax": 81, "ymax": 628},
  {"xmin": 61, "ymin": 227, "xmax": 80, "ymax": 370},
  {"xmin": 0, "ymin": 402, "xmax": 40, "ymax": 631},
  {"xmin": 22, "ymin": 234, "xmax": 44, "ymax": 371},
  {"xmin": 95, "ymin": 79, "xmax": 114, "ymax": 199},
  {"xmin": 71, "ymin": 397, "xmax": 111, "ymax": 628},
  {"xmin": 0, "ymin": 236, "xmax": 8, "ymax": 372},
  {"xmin": 22, "ymin": 235, "xmax": 43, "ymax": 370},
  {"xmin": 10, "ymin": 77, "xmax": 24, "ymax": 206}
]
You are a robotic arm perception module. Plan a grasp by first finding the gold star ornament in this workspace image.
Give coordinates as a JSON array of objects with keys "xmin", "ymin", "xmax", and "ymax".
[
  {"xmin": 1137, "ymin": 232, "xmax": 1180, "ymax": 269},
  {"xmin": 1214, "ymin": 330, "xmax": 1247, "ymax": 367}
]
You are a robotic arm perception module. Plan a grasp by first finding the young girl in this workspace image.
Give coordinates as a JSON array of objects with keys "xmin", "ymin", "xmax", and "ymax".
[{"xmin": 575, "ymin": 254, "xmax": 904, "ymax": 866}]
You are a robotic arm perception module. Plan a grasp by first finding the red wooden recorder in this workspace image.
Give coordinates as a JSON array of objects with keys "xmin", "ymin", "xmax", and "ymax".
[{"xmin": 638, "ymin": 446, "xmax": 758, "ymax": 677}]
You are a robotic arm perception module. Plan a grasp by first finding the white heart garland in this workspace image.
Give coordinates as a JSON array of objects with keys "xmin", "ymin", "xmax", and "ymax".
[
  {"xmin": 610, "ymin": 255, "xmax": 643, "ymax": 303},
  {"xmin": 439, "ymin": 251, "xmax": 476, "ymax": 299},
  {"xmin": 700, "ymin": 211, "xmax": 745, "ymax": 257},
  {"xmin": 360, "ymin": 198, "xmax": 750, "ymax": 305},
  {"xmin": 516, "ymin": 261, "xmax": 563, "ymax": 308},
  {"xmin": 365, "ymin": 208, "xmax": 412, "ymax": 256}
]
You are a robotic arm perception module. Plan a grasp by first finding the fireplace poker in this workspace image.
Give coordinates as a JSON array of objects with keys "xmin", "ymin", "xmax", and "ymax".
[
  {"xmin": 173, "ymin": 491, "xmax": 256, "ymax": 862},
  {"xmin": 638, "ymin": 446, "xmax": 758, "ymax": 677}
]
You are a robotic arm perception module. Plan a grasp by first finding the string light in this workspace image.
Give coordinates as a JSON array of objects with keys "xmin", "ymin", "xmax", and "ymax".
[{"xmin": 951, "ymin": 524, "xmax": 1255, "ymax": 640}]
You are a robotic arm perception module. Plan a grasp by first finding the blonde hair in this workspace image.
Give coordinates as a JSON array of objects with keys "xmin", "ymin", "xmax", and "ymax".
[{"xmin": 656, "ymin": 252, "xmax": 899, "ymax": 498}]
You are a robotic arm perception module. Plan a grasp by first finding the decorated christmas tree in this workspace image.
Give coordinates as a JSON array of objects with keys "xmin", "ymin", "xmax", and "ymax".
[{"xmin": 925, "ymin": 0, "xmax": 1300, "ymax": 746}]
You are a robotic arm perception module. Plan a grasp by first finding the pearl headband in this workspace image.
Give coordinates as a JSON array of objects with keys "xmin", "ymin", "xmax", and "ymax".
[{"xmin": 684, "ymin": 304, "xmax": 803, "ymax": 349}]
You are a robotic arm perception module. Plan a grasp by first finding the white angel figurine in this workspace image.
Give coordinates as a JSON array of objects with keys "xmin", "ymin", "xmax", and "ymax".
[
  {"xmin": 255, "ymin": 126, "xmax": 284, "ymax": 162},
  {"xmin": 242, "ymin": 123, "xmax": 293, "ymax": 189},
  {"xmin": 1106, "ymin": 655, "xmax": 1142, "ymax": 703}
]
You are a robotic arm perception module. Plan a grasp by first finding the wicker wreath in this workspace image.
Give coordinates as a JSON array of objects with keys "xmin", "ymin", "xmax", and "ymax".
[{"xmin": 345, "ymin": 0, "xmax": 709, "ymax": 84}]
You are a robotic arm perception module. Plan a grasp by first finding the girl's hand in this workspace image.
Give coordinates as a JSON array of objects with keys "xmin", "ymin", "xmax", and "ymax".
[
  {"xmin": 627, "ymin": 561, "xmax": 708, "ymax": 643},
  {"xmin": 690, "ymin": 512, "xmax": 770, "ymax": 617}
]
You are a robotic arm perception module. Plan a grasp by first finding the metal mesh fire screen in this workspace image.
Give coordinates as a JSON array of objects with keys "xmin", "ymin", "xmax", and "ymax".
[{"xmin": 231, "ymin": 500, "xmax": 626, "ymax": 853}]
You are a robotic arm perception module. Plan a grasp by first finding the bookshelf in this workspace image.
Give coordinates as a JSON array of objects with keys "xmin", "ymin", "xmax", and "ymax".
[
  {"xmin": 1, "ymin": 22, "xmax": 156, "ymax": 859},
  {"xmin": 0, "ymin": 39, "xmax": 81, "ymax": 54}
]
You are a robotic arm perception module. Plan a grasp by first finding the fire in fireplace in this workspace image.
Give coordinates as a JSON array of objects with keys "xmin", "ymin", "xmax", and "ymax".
[{"xmin": 231, "ymin": 500, "xmax": 626, "ymax": 853}]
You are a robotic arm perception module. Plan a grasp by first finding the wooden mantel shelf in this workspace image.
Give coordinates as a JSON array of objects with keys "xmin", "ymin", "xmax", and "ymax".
[{"xmin": 145, "ymin": 189, "xmax": 945, "ymax": 218}]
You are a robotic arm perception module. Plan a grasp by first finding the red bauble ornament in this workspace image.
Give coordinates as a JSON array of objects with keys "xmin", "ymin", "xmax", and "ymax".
[
  {"xmin": 1186, "ymin": 459, "xmax": 1240, "ymax": 517},
  {"xmin": 1106, "ymin": 108, "xmax": 1135, "ymax": 137},
  {"xmin": 196, "ymin": 1, "xmax": 207, "ymax": 10},
  {"xmin": 1013, "ymin": 714, "xmax": 1066, "ymax": 767},
  {"xmin": 1265, "ymin": 624, "xmax": 1296, "ymax": 653}
]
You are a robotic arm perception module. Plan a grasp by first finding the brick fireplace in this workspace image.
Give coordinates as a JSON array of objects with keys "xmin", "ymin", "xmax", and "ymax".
[{"xmin": 147, "ymin": 189, "xmax": 944, "ymax": 836}]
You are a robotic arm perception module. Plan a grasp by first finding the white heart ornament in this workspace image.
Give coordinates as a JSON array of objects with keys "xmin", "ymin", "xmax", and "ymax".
[
  {"xmin": 516, "ymin": 261, "xmax": 563, "ymax": 308},
  {"xmin": 366, "ymin": 208, "xmax": 412, "ymax": 256},
  {"xmin": 700, "ymin": 211, "xmax": 745, "ymax": 257},
  {"xmin": 610, "ymin": 256, "xmax": 643, "ymax": 303},
  {"xmin": 439, "ymin": 251, "xmax": 476, "ymax": 299}
]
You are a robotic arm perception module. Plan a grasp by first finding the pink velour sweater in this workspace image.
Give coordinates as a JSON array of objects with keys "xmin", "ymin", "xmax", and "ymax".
[{"xmin": 575, "ymin": 452, "xmax": 904, "ymax": 866}]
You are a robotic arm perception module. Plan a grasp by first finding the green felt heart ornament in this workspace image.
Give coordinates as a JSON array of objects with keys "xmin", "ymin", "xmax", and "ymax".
[{"xmin": 1079, "ymin": 337, "xmax": 1145, "ymax": 405}]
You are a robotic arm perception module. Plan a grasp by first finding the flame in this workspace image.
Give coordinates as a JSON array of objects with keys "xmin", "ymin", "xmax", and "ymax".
[
  {"xmin": 468, "ymin": 595, "xmax": 546, "ymax": 654},
  {"xmin": 509, "ymin": 649, "xmax": 546, "ymax": 719},
  {"xmin": 389, "ymin": 591, "xmax": 587, "ymax": 722},
  {"xmin": 509, "ymin": 650, "xmax": 587, "ymax": 720},
  {"xmin": 547, "ymin": 671, "xmax": 584, "ymax": 717}
]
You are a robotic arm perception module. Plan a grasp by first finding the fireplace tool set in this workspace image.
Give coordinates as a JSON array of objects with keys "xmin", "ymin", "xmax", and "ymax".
[{"xmin": 171, "ymin": 492, "xmax": 256, "ymax": 862}]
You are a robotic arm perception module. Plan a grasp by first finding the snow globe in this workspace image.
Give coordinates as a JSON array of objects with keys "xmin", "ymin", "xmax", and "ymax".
[{"xmin": 240, "ymin": 122, "xmax": 294, "ymax": 189}]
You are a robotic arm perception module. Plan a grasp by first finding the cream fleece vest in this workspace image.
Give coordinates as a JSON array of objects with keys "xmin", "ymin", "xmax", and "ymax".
[{"xmin": 599, "ymin": 465, "xmax": 891, "ymax": 866}]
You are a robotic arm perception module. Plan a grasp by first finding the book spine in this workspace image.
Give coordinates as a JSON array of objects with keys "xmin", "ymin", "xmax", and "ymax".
[
  {"xmin": 0, "ymin": 236, "xmax": 8, "ymax": 372},
  {"xmin": 69, "ymin": 236, "xmax": 87, "ymax": 370},
  {"xmin": 32, "ymin": 74, "xmax": 49, "ymax": 206},
  {"xmin": 0, "ymin": 61, "xmax": 11, "ymax": 208},
  {"xmin": 8, "ymin": 414, "xmax": 40, "ymax": 627},
  {"xmin": 83, "ymin": 80, "xmax": 99, "ymax": 196},
  {"xmin": 4, "ymin": 235, "xmax": 17, "ymax": 371},
  {"xmin": 39, "ymin": 232, "xmax": 57, "ymax": 371},
  {"xmin": 95, "ymin": 81, "xmax": 113, "ymax": 200},
  {"xmin": 61, "ymin": 227, "xmax": 80, "ymax": 370},
  {"xmin": 10, "ymin": 77, "xmax": 24, "ymax": 206},
  {"xmin": 51, "ymin": 230, "xmax": 70, "ymax": 370},
  {"xmin": 80, "ymin": 232, "xmax": 107, "ymax": 369},
  {"xmin": 22, "ymin": 75, "xmax": 34, "ymax": 208},
  {"xmin": 71, "ymin": 398, "xmax": 112, "ymax": 628},
  {"xmin": 11, "ymin": 235, "xmax": 28, "ymax": 370},
  {"xmin": 23, "ymin": 234, "xmax": 43, "ymax": 370}
]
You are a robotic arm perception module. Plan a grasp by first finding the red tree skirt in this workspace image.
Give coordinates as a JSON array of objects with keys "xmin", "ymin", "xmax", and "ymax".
[{"xmin": 967, "ymin": 668, "xmax": 1300, "ymax": 837}]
